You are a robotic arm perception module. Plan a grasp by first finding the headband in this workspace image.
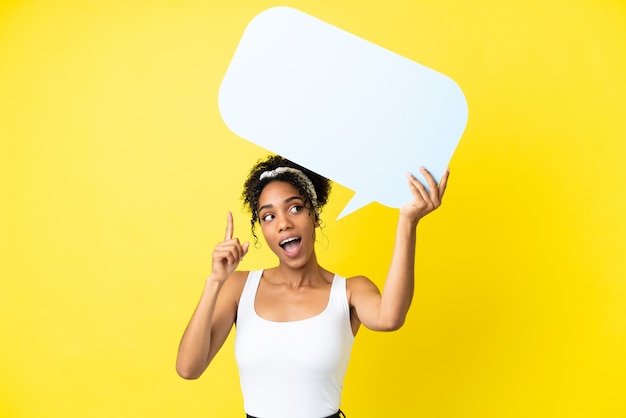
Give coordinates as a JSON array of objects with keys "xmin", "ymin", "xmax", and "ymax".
[{"xmin": 259, "ymin": 167, "xmax": 319, "ymax": 211}]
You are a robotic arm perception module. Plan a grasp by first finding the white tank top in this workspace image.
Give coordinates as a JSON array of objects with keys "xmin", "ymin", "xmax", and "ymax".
[{"xmin": 235, "ymin": 270, "xmax": 354, "ymax": 418}]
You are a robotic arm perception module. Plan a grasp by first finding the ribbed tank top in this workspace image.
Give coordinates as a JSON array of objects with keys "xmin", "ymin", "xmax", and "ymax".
[{"xmin": 235, "ymin": 270, "xmax": 354, "ymax": 418}]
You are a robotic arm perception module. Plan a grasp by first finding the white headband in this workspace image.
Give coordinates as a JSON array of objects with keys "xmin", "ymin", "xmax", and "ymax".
[{"xmin": 259, "ymin": 167, "xmax": 319, "ymax": 210}]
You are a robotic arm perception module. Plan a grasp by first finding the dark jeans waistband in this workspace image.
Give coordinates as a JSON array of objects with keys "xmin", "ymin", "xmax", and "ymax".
[{"xmin": 247, "ymin": 409, "xmax": 345, "ymax": 418}]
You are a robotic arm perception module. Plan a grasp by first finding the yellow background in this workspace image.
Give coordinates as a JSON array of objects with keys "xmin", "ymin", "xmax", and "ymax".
[{"xmin": 1, "ymin": 0, "xmax": 625, "ymax": 417}]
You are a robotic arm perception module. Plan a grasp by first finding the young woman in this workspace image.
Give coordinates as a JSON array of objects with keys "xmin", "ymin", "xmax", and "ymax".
[{"xmin": 176, "ymin": 155, "xmax": 449, "ymax": 418}]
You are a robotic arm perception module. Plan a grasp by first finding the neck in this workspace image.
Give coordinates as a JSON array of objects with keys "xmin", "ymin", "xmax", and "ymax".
[{"xmin": 269, "ymin": 256, "xmax": 330, "ymax": 288}]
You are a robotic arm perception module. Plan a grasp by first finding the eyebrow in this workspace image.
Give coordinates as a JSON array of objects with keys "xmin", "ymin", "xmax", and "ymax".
[{"xmin": 258, "ymin": 196, "xmax": 304, "ymax": 213}]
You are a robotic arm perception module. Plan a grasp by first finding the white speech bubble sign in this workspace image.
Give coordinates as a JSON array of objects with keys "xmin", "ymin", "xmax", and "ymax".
[{"xmin": 219, "ymin": 6, "xmax": 468, "ymax": 219}]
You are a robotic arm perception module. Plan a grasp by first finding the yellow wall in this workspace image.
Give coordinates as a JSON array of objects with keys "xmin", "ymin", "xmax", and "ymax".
[{"xmin": 1, "ymin": 1, "xmax": 625, "ymax": 417}]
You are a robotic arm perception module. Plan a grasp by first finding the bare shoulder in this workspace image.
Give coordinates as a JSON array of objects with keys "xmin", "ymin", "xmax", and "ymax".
[
  {"xmin": 219, "ymin": 270, "xmax": 250, "ymax": 305},
  {"xmin": 346, "ymin": 275, "xmax": 381, "ymax": 300},
  {"xmin": 345, "ymin": 276, "xmax": 382, "ymax": 332}
]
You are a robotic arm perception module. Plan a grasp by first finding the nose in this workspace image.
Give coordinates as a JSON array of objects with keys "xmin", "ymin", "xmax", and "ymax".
[{"xmin": 277, "ymin": 214, "xmax": 293, "ymax": 232}]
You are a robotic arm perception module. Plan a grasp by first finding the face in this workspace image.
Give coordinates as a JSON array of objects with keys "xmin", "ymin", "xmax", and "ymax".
[{"xmin": 257, "ymin": 181, "xmax": 318, "ymax": 267}]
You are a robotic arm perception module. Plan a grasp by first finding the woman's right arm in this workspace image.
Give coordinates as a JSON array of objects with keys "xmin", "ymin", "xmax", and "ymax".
[{"xmin": 176, "ymin": 213, "xmax": 249, "ymax": 379}]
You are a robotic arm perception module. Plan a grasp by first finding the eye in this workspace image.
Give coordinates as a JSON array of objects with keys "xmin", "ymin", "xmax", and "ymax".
[
  {"xmin": 261, "ymin": 213, "xmax": 274, "ymax": 222},
  {"xmin": 289, "ymin": 205, "xmax": 304, "ymax": 214}
]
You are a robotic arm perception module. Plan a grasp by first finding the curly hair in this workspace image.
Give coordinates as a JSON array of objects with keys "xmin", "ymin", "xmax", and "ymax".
[{"xmin": 242, "ymin": 155, "xmax": 331, "ymax": 240}]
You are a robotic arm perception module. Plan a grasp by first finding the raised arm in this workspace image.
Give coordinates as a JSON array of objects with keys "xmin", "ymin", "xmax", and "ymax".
[
  {"xmin": 176, "ymin": 212, "xmax": 249, "ymax": 379},
  {"xmin": 350, "ymin": 167, "xmax": 449, "ymax": 331}
]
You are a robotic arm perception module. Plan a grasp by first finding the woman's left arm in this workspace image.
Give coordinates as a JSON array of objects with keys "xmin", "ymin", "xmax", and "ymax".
[{"xmin": 351, "ymin": 167, "xmax": 449, "ymax": 331}]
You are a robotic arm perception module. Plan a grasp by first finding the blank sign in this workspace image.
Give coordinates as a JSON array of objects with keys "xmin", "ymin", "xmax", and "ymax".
[{"xmin": 219, "ymin": 6, "xmax": 468, "ymax": 218}]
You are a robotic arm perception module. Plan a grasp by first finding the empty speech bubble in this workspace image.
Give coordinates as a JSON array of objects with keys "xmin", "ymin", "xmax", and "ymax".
[{"xmin": 218, "ymin": 6, "xmax": 468, "ymax": 219}]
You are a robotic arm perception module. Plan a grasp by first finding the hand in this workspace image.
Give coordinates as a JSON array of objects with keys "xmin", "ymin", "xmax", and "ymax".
[
  {"xmin": 401, "ymin": 167, "xmax": 449, "ymax": 224},
  {"xmin": 210, "ymin": 212, "xmax": 250, "ymax": 283}
]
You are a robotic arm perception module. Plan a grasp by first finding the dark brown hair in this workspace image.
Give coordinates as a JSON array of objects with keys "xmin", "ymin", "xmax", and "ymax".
[{"xmin": 241, "ymin": 155, "xmax": 331, "ymax": 239}]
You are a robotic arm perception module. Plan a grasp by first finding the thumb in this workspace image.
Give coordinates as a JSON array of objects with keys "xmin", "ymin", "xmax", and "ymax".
[{"xmin": 242, "ymin": 242, "xmax": 250, "ymax": 258}]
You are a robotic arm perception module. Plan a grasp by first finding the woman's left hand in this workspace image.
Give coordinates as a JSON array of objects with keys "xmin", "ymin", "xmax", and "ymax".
[{"xmin": 401, "ymin": 166, "xmax": 449, "ymax": 225}]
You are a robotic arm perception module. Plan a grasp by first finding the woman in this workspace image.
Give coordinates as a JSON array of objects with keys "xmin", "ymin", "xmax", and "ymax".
[{"xmin": 176, "ymin": 155, "xmax": 449, "ymax": 418}]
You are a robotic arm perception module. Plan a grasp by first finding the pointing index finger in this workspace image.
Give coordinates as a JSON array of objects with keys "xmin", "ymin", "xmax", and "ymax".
[{"xmin": 225, "ymin": 211, "xmax": 234, "ymax": 241}]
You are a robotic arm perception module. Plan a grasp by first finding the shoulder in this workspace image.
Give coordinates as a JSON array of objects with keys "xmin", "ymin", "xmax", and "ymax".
[
  {"xmin": 220, "ymin": 270, "xmax": 251, "ymax": 305},
  {"xmin": 346, "ymin": 275, "xmax": 381, "ymax": 301},
  {"xmin": 345, "ymin": 276, "xmax": 381, "ymax": 331},
  {"xmin": 229, "ymin": 270, "xmax": 251, "ymax": 284},
  {"xmin": 346, "ymin": 275, "xmax": 379, "ymax": 290}
]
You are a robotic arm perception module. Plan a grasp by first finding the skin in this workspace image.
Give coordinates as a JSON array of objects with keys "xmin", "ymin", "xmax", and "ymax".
[{"xmin": 176, "ymin": 167, "xmax": 449, "ymax": 379}]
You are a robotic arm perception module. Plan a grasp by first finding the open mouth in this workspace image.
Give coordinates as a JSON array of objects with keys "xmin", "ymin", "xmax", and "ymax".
[{"xmin": 279, "ymin": 237, "xmax": 302, "ymax": 254}]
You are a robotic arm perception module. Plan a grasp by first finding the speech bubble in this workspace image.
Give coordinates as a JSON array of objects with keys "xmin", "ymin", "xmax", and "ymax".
[{"xmin": 218, "ymin": 6, "xmax": 468, "ymax": 219}]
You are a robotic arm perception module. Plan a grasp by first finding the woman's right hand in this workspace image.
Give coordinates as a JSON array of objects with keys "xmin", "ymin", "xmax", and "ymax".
[{"xmin": 210, "ymin": 212, "xmax": 249, "ymax": 283}]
